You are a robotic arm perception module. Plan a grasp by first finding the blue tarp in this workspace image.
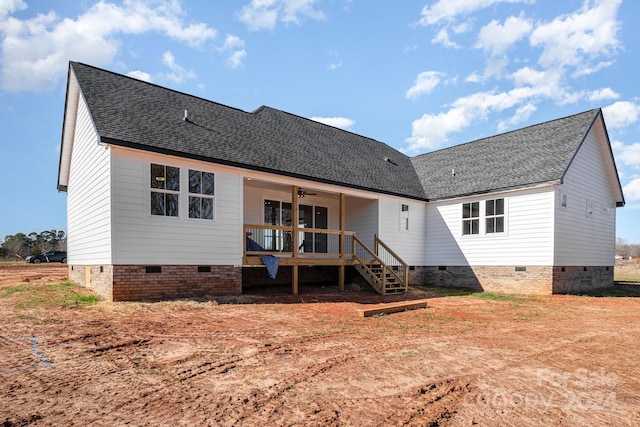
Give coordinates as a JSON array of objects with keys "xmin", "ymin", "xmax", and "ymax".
[{"xmin": 246, "ymin": 237, "xmax": 280, "ymax": 279}]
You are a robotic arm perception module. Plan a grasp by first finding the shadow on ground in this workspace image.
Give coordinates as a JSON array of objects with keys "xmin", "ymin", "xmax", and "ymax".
[
  {"xmin": 579, "ymin": 282, "xmax": 640, "ymax": 297},
  {"xmin": 221, "ymin": 283, "xmax": 476, "ymax": 305}
]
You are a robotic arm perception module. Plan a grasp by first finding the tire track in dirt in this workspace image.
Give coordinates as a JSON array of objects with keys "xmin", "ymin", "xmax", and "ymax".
[
  {"xmin": 211, "ymin": 354, "xmax": 357, "ymax": 426},
  {"xmin": 390, "ymin": 378, "xmax": 474, "ymax": 427}
]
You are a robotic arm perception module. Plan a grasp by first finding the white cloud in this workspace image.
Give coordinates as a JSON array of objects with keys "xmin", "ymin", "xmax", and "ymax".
[
  {"xmin": 623, "ymin": 178, "xmax": 640, "ymax": 201},
  {"xmin": 218, "ymin": 34, "xmax": 247, "ymax": 69},
  {"xmin": 227, "ymin": 50, "xmax": 247, "ymax": 69},
  {"xmin": 406, "ymin": 71, "xmax": 443, "ymax": 100},
  {"xmin": 431, "ymin": 28, "xmax": 460, "ymax": 48},
  {"xmin": 406, "ymin": 108, "xmax": 471, "ymax": 152},
  {"xmin": 309, "ymin": 116, "xmax": 355, "ymax": 130},
  {"xmin": 238, "ymin": 0, "xmax": 325, "ymax": 31},
  {"xmin": 465, "ymin": 72, "xmax": 482, "ymax": 83},
  {"xmin": 221, "ymin": 34, "xmax": 245, "ymax": 51},
  {"xmin": 530, "ymin": 0, "xmax": 621, "ymax": 73},
  {"xmin": 475, "ymin": 14, "xmax": 532, "ymax": 56},
  {"xmin": 613, "ymin": 142, "xmax": 640, "ymax": 169},
  {"xmin": 497, "ymin": 103, "xmax": 536, "ymax": 132},
  {"xmin": 405, "ymin": 81, "xmax": 560, "ymax": 152},
  {"xmin": 603, "ymin": 101, "xmax": 640, "ymax": 129},
  {"xmin": 0, "ymin": 0, "xmax": 26, "ymax": 19},
  {"xmin": 161, "ymin": 51, "xmax": 196, "ymax": 83},
  {"xmin": 127, "ymin": 70, "xmax": 152, "ymax": 82},
  {"xmin": 0, "ymin": 0, "xmax": 217, "ymax": 92},
  {"xmin": 588, "ymin": 88, "xmax": 619, "ymax": 102},
  {"xmin": 419, "ymin": 0, "xmax": 534, "ymax": 26}
]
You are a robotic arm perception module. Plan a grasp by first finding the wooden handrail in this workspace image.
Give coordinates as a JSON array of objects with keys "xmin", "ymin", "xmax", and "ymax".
[
  {"xmin": 374, "ymin": 234, "xmax": 409, "ymax": 290},
  {"xmin": 244, "ymin": 224, "xmax": 355, "ymax": 258},
  {"xmin": 245, "ymin": 224, "xmax": 355, "ymax": 236}
]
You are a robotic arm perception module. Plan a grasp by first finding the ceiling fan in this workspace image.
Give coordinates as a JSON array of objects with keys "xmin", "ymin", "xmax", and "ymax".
[{"xmin": 297, "ymin": 188, "xmax": 317, "ymax": 198}]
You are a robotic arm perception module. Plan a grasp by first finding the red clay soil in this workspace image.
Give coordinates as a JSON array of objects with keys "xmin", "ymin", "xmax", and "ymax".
[{"xmin": 1, "ymin": 264, "xmax": 639, "ymax": 426}]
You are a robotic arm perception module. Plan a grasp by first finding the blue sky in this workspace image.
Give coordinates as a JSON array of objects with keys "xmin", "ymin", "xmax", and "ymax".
[{"xmin": 1, "ymin": 0, "xmax": 639, "ymax": 243}]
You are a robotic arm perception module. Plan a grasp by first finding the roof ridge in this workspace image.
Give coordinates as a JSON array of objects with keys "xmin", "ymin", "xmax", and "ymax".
[{"xmin": 412, "ymin": 108, "xmax": 601, "ymax": 159}]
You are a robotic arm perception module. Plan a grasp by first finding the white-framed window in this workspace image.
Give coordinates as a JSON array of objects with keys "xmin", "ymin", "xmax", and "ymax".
[
  {"xmin": 401, "ymin": 204, "xmax": 409, "ymax": 231},
  {"xmin": 586, "ymin": 199, "xmax": 593, "ymax": 216},
  {"xmin": 462, "ymin": 201, "xmax": 479, "ymax": 235},
  {"xmin": 485, "ymin": 198, "xmax": 504, "ymax": 234},
  {"xmin": 150, "ymin": 163, "xmax": 179, "ymax": 217},
  {"xmin": 188, "ymin": 169, "xmax": 215, "ymax": 220}
]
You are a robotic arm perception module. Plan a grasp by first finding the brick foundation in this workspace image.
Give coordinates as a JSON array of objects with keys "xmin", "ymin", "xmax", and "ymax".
[
  {"xmin": 69, "ymin": 264, "xmax": 242, "ymax": 301},
  {"xmin": 411, "ymin": 265, "xmax": 613, "ymax": 295},
  {"xmin": 551, "ymin": 266, "xmax": 613, "ymax": 294},
  {"xmin": 69, "ymin": 265, "xmax": 114, "ymax": 300}
]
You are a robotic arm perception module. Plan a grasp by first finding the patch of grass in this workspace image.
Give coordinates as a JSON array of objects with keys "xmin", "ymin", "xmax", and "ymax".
[
  {"xmin": 614, "ymin": 275, "xmax": 640, "ymax": 283},
  {"xmin": 10, "ymin": 281, "xmax": 100, "ymax": 310},
  {"xmin": 469, "ymin": 292, "xmax": 525, "ymax": 302},
  {"xmin": 433, "ymin": 287, "xmax": 474, "ymax": 297},
  {"xmin": 1, "ymin": 284, "xmax": 34, "ymax": 297}
]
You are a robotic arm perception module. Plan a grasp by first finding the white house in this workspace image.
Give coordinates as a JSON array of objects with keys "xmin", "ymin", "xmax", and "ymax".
[{"xmin": 58, "ymin": 62, "xmax": 625, "ymax": 301}]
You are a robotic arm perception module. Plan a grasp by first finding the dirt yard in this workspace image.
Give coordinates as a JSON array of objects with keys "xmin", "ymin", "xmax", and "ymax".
[{"xmin": 1, "ymin": 264, "xmax": 639, "ymax": 426}]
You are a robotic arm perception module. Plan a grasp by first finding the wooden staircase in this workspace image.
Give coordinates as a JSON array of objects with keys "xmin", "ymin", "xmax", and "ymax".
[{"xmin": 353, "ymin": 235, "xmax": 408, "ymax": 295}]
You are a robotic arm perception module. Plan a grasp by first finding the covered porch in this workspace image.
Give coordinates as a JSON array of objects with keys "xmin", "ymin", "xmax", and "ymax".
[{"xmin": 242, "ymin": 181, "xmax": 408, "ymax": 295}]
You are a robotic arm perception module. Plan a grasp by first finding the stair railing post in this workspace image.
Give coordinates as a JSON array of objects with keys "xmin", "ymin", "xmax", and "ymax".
[
  {"xmin": 382, "ymin": 264, "xmax": 387, "ymax": 294},
  {"xmin": 374, "ymin": 234, "xmax": 379, "ymax": 256}
]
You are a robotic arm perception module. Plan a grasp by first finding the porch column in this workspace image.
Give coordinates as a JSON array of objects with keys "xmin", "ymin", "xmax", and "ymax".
[
  {"xmin": 292, "ymin": 185, "xmax": 299, "ymax": 259},
  {"xmin": 292, "ymin": 185, "xmax": 299, "ymax": 295},
  {"xmin": 339, "ymin": 193, "xmax": 346, "ymax": 291},
  {"xmin": 293, "ymin": 265, "xmax": 299, "ymax": 295}
]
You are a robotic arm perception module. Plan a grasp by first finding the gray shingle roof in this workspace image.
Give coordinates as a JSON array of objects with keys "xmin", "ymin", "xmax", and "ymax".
[
  {"xmin": 411, "ymin": 109, "xmax": 602, "ymax": 200},
  {"xmin": 66, "ymin": 62, "xmax": 618, "ymax": 204},
  {"xmin": 69, "ymin": 62, "xmax": 426, "ymax": 199}
]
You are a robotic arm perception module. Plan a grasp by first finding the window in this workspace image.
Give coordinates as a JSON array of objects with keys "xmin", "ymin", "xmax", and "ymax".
[
  {"xmin": 401, "ymin": 204, "xmax": 409, "ymax": 231},
  {"xmin": 188, "ymin": 169, "xmax": 215, "ymax": 220},
  {"xmin": 485, "ymin": 198, "xmax": 504, "ymax": 233},
  {"xmin": 462, "ymin": 202, "xmax": 479, "ymax": 235},
  {"xmin": 560, "ymin": 193, "xmax": 568, "ymax": 208},
  {"xmin": 150, "ymin": 163, "xmax": 179, "ymax": 216}
]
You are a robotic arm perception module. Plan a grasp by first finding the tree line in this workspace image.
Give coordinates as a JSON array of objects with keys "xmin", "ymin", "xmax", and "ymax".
[
  {"xmin": 0, "ymin": 230, "xmax": 67, "ymax": 260},
  {"xmin": 616, "ymin": 238, "xmax": 640, "ymax": 260}
]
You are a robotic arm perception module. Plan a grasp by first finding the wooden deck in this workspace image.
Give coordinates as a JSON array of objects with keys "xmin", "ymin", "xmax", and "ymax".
[{"xmin": 243, "ymin": 224, "xmax": 408, "ymax": 295}]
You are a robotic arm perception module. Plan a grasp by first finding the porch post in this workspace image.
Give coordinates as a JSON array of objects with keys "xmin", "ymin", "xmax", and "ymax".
[
  {"xmin": 339, "ymin": 193, "xmax": 346, "ymax": 291},
  {"xmin": 292, "ymin": 185, "xmax": 299, "ymax": 295},
  {"xmin": 293, "ymin": 265, "xmax": 299, "ymax": 295},
  {"xmin": 292, "ymin": 185, "xmax": 299, "ymax": 259}
]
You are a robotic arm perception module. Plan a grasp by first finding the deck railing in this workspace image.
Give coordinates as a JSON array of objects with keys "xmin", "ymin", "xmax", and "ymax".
[{"xmin": 244, "ymin": 224, "xmax": 355, "ymax": 258}]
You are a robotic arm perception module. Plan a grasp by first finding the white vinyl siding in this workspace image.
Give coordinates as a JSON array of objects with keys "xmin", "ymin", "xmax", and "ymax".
[
  {"xmin": 377, "ymin": 197, "xmax": 426, "ymax": 266},
  {"xmin": 554, "ymin": 123, "xmax": 617, "ymax": 265},
  {"xmin": 345, "ymin": 197, "xmax": 378, "ymax": 249},
  {"xmin": 110, "ymin": 150, "xmax": 243, "ymax": 265},
  {"xmin": 425, "ymin": 188, "xmax": 555, "ymax": 266},
  {"xmin": 66, "ymin": 94, "xmax": 112, "ymax": 264}
]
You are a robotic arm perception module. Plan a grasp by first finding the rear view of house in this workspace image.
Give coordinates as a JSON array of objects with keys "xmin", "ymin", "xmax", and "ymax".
[{"xmin": 57, "ymin": 62, "xmax": 624, "ymax": 301}]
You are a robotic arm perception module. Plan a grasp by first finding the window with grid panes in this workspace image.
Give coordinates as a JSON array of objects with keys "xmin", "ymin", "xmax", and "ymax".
[
  {"xmin": 462, "ymin": 202, "xmax": 479, "ymax": 235},
  {"xmin": 188, "ymin": 169, "xmax": 215, "ymax": 220},
  {"xmin": 150, "ymin": 163, "xmax": 179, "ymax": 217}
]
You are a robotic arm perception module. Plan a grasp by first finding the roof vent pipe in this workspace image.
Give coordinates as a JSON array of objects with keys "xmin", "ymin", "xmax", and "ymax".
[{"xmin": 183, "ymin": 109, "xmax": 189, "ymax": 122}]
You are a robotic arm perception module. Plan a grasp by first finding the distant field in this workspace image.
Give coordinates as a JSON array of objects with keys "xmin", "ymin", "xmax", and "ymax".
[{"xmin": 615, "ymin": 260, "xmax": 640, "ymax": 283}]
